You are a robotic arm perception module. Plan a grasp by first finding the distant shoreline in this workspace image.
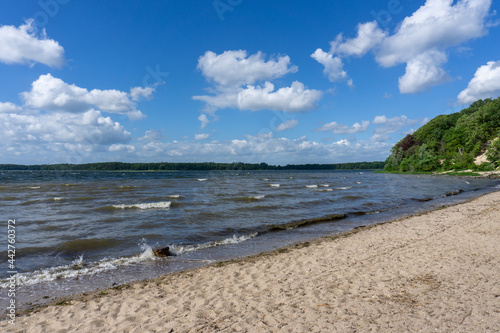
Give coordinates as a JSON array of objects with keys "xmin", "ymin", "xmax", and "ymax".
[{"xmin": 0, "ymin": 161, "xmax": 385, "ymax": 172}]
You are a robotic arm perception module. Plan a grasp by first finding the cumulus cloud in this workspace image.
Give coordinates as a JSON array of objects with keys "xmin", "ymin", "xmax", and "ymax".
[
  {"xmin": 275, "ymin": 119, "xmax": 299, "ymax": 131},
  {"xmin": 316, "ymin": 120, "xmax": 370, "ymax": 134},
  {"xmin": 198, "ymin": 114, "xmax": 211, "ymax": 129},
  {"xmin": 197, "ymin": 50, "xmax": 297, "ymax": 87},
  {"xmin": 0, "ymin": 109, "xmax": 131, "ymax": 154},
  {"xmin": 333, "ymin": 21, "xmax": 387, "ymax": 57},
  {"xmin": 313, "ymin": 0, "xmax": 493, "ymax": 93},
  {"xmin": 0, "ymin": 19, "xmax": 65, "ymax": 67},
  {"xmin": 194, "ymin": 133, "xmax": 210, "ymax": 140},
  {"xmin": 0, "ymin": 101, "xmax": 22, "ymax": 113},
  {"xmin": 108, "ymin": 144, "xmax": 135, "ymax": 152},
  {"xmin": 0, "ymin": 74, "xmax": 157, "ymax": 163},
  {"xmin": 237, "ymin": 81, "xmax": 323, "ymax": 113},
  {"xmin": 194, "ymin": 50, "xmax": 322, "ymax": 113},
  {"xmin": 371, "ymin": 115, "xmax": 424, "ymax": 141},
  {"xmin": 130, "ymin": 86, "xmax": 155, "ymax": 101},
  {"xmin": 398, "ymin": 51, "xmax": 450, "ymax": 93},
  {"xmin": 21, "ymin": 74, "xmax": 149, "ymax": 120},
  {"xmin": 457, "ymin": 60, "xmax": 500, "ymax": 104},
  {"xmin": 310, "ymin": 49, "xmax": 350, "ymax": 84},
  {"xmin": 139, "ymin": 130, "xmax": 164, "ymax": 142},
  {"xmin": 136, "ymin": 133, "xmax": 392, "ymax": 165}
]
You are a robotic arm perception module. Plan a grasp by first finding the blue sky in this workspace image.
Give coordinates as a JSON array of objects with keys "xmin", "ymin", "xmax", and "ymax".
[{"xmin": 1, "ymin": 0, "xmax": 500, "ymax": 165}]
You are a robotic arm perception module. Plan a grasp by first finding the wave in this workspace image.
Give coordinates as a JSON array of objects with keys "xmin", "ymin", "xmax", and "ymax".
[
  {"xmin": 112, "ymin": 201, "xmax": 172, "ymax": 210},
  {"xmin": 118, "ymin": 185, "xmax": 136, "ymax": 189},
  {"xmin": 96, "ymin": 201, "xmax": 172, "ymax": 211},
  {"xmin": 197, "ymin": 179, "xmax": 208, "ymax": 182},
  {"xmin": 269, "ymin": 214, "xmax": 346, "ymax": 231},
  {"xmin": 0, "ymin": 240, "xmax": 157, "ymax": 288},
  {"xmin": 335, "ymin": 186, "xmax": 352, "ymax": 190},
  {"xmin": 167, "ymin": 194, "xmax": 182, "ymax": 199},
  {"xmin": 20, "ymin": 199, "xmax": 40, "ymax": 206},
  {"xmin": 169, "ymin": 233, "xmax": 259, "ymax": 254},
  {"xmin": 269, "ymin": 184, "xmax": 280, "ymax": 187},
  {"xmin": 317, "ymin": 189, "xmax": 333, "ymax": 192},
  {"xmin": 28, "ymin": 186, "xmax": 41, "ymax": 189},
  {"xmin": 305, "ymin": 185, "xmax": 318, "ymax": 188},
  {"xmin": 231, "ymin": 195, "xmax": 266, "ymax": 202}
]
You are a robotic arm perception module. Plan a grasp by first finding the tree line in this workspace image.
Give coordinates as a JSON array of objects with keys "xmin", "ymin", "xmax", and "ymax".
[{"xmin": 0, "ymin": 161, "xmax": 385, "ymax": 171}]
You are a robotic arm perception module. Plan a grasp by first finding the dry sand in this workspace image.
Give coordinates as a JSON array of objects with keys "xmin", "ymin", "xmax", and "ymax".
[{"xmin": 3, "ymin": 191, "xmax": 500, "ymax": 332}]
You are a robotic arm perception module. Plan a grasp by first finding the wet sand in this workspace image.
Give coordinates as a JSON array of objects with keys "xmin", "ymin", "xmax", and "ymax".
[{"xmin": 3, "ymin": 191, "xmax": 500, "ymax": 332}]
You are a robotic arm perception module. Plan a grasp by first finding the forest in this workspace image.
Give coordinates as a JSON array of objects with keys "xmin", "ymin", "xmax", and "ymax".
[
  {"xmin": 384, "ymin": 97, "xmax": 500, "ymax": 172},
  {"xmin": 0, "ymin": 161, "xmax": 385, "ymax": 171}
]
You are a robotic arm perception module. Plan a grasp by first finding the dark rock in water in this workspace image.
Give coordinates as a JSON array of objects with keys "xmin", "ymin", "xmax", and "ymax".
[{"xmin": 153, "ymin": 247, "xmax": 172, "ymax": 257}]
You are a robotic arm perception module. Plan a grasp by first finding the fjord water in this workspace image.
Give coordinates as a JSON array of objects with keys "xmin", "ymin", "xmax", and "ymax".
[{"xmin": 1, "ymin": 170, "xmax": 498, "ymax": 308}]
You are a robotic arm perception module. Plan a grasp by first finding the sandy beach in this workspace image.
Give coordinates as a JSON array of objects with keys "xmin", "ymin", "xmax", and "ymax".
[{"xmin": 3, "ymin": 190, "xmax": 500, "ymax": 332}]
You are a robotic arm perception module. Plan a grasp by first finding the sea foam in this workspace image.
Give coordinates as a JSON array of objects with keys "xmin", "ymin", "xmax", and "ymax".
[
  {"xmin": 112, "ymin": 201, "xmax": 172, "ymax": 209},
  {"xmin": 170, "ymin": 233, "xmax": 259, "ymax": 254},
  {"xmin": 0, "ymin": 240, "xmax": 157, "ymax": 288}
]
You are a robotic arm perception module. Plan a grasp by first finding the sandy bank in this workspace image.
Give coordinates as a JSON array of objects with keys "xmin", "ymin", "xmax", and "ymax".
[{"xmin": 3, "ymin": 191, "xmax": 500, "ymax": 332}]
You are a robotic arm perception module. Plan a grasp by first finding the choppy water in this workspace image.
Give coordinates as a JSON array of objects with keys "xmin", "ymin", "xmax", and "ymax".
[{"xmin": 0, "ymin": 170, "xmax": 498, "ymax": 309}]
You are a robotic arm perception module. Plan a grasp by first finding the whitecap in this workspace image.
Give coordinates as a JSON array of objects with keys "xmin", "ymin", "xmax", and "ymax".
[
  {"xmin": 335, "ymin": 186, "xmax": 352, "ymax": 190},
  {"xmin": 305, "ymin": 185, "xmax": 318, "ymax": 188},
  {"xmin": 253, "ymin": 195, "xmax": 265, "ymax": 200},
  {"xmin": 28, "ymin": 186, "xmax": 40, "ymax": 189},
  {"xmin": 112, "ymin": 201, "xmax": 171, "ymax": 209},
  {"xmin": 197, "ymin": 179, "xmax": 208, "ymax": 182},
  {"xmin": 0, "ymin": 240, "xmax": 157, "ymax": 288},
  {"xmin": 167, "ymin": 194, "xmax": 182, "ymax": 199},
  {"xmin": 269, "ymin": 184, "xmax": 280, "ymax": 187},
  {"xmin": 169, "ymin": 233, "xmax": 259, "ymax": 255}
]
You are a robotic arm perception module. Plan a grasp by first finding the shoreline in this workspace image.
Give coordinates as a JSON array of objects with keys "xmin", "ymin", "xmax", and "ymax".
[{"xmin": 3, "ymin": 190, "xmax": 500, "ymax": 332}]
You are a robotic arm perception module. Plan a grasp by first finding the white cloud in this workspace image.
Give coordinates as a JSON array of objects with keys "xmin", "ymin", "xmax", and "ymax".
[
  {"xmin": 108, "ymin": 144, "xmax": 135, "ymax": 152},
  {"xmin": 198, "ymin": 114, "xmax": 210, "ymax": 129},
  {"xmin": 130, "ymin": 86, "xmax": 155, "ymax": 101},
  {"xmin": 194, "ymin": 50, "xmax": 322, "ymax": 113},
  {"xmin": 197, "ymin": 50, "xmax": 297, "ymax": 87},
  {"xmin": 310, "ymin": 49, "xmax": 349, "ymax": 83},
  {"xmin": 316, "ymin": 120, "xmax": 370, "ymax": 134},
  {"xmin": 333, "ymin": 21, "xmax": 387, "ymax": 57},
  {"xmin": 0, "ymin": 109, "xmax": 131, "ymax": 161},
  {"xmin": 21, "ymin": 74, "xmax": 148, "ymax": 120},
  {"xmin": 237, "ymin": 81, "xmax": 323, "ymax": 113},
  {"xmin": 275, "ymin": 119, "xmax": 299, "ymax": 131},
  {"xmin": 371, "ymin": 115, "xmax": 423, "ymax": 141},
  {"xmin": 0, "ymin": 101, "xmax": 22, "ymax": 113},
  {"xmin": 398, "ymin": 50, "xmax": 450, "ymax": 93},
  {"xmin": 0, "ymin": 19, "xmax": 65, "ymax": 67},
  {"xmin": 314, "ymin": 0, "xmax": 493, "ymax": 93},
  {"xmin": 139, "ymin": 130, "xmax": 164, "ymax": 142},
  {"xmin": 194, "ymin": 133, "xmax": 210, "ymax": 140},
  {"xmin": 457, "ymin": 60, "xmax": 500, "ymax": 104},
  {"xmin": 376, "ymin": 0, "xmax": 491, "ymax": 67},
  {"xmin": 0, "ymin": 108, "xmax": 134, "ymax": 164},
  {"xmin": 136, "ymin": 133, "xmax": 392, "ymax": 165}
]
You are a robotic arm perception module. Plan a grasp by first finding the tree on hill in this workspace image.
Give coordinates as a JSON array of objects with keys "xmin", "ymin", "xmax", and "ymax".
[{"xmin": 384, "ymin": 97, "xmax": 500, "ymax": 172}]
